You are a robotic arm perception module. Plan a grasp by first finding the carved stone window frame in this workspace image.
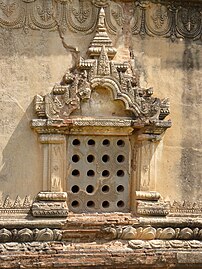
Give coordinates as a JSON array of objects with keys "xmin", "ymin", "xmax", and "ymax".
[{"xmin": 31, "ymin": 8, "xmax": 171, "ymax": 218}]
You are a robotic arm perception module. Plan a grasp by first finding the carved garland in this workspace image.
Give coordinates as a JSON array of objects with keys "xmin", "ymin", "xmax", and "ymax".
[
  {"xmin": 0, "ymin": 240, "xmax": 202, "ymax": 253},
  {"xmin": 0, "ymin": 0, "xmax": 200, "ymax": 41},
  {"xmin": 101, "ymin": 225, "xmax": 202, "ymax": 241},
  {"xmin": 0, "ymin": 228, "xmax": 62, "ymax": 243}
]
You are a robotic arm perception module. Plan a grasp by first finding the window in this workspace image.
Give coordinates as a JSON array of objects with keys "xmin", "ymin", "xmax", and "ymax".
[{"xmin": 67, "ymin": 135, "xmax": 130, "ymax": 213}]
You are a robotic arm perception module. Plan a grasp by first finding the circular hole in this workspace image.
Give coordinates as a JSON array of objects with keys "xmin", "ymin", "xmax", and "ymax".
[
  {"xmin": 102, "ymin": 170, "xmax": 110, "ymax": 177},
  {"xmin": 117, "ymin": 185, "xmax": 124, "ymax": 192},
  {"xmin": 102, "ymin": 139, "xmax": 110, "ymax": 146},
  {"xmin": 88, "ymin": 139, "xmax": 95, "ymax": 146},
  {"xmin": 117, "ymin": 200, "xmax": 125, "ymax": 208},
  {"xmin": 86, "ymin": 185, "xmax": 94, "ymax": 193},
  {"xmin": 117, "ymin": 155, "xmax": 125, "ymax": 163},
  {"xmin": 87, "ymin": 155, "xmax": 95, "ymax": 163},
  {"xmin": 102, "ymin": 155, "xmax": 110, "ymax": 163},
  {"xmin": 102, "ymin": 201, "xmax": 110, "ymax": 208},
  {"xmin": 72, "ymin": 139, "xmax": 80, "ymax": 146},
  {"xmin": 87, "ymin": 170, "xmax": 95, "ymax": 177},
  {"xmin": 72, "ymin": 155, "xmax": 80, "ymax": 163},
  {"xmin": 71, "ymin": 185, "xmax": 80, "ymax": 193},
  {"xmin": 72, "ymin": 169, "xmax": 80, "ymax": 176},
  {"xmin": 117, "ymin": 139, "xmax": 125, "ymax": 147},
  {"xmin": 71, "ymin": 200, "xmax": 79, "ymax": 208},
  {"xmin": 117, "ymin": 170, "xmax": 124, "ymax": 177},
  {"xmin": 87, "ymin": 200, "xmax": 95, "ymax": 208},
  {"xmin": 102, "ymin": 185, "xmax": 110, "ymax": 193}
]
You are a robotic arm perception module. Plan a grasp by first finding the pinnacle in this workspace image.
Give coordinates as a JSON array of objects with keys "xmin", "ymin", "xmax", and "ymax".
[{"xmin": 88, "ymin": 8, "xmax": 117, "ymax": 59}]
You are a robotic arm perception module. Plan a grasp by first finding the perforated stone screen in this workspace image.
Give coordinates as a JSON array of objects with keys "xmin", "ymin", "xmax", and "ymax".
[{"xmin": 67, "ymin": 135, "xmax": 131, "ymax": 213}]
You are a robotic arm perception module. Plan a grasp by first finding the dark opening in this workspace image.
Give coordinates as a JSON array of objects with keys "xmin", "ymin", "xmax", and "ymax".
[
  {"xmin": 102, "ymin": 201, "xmax": 110, "ymax": 208},
  {"xmin": 88, "ymin": 139, "xmax": 95, "ymax": 146},
  {"xmin": 102, "ymin": 185, "xmax": 110, "ymax": 193},
  {"xmin": 102, "ymin": 170, "xmax": 110, "ymax": 177},
  {"xmin": 117, "ymin": 185, "xmax": 124, "ymax": 192},
  {"xmin": 87, "ymin": 201, "xmax": 95, "ymax": 208},
  {"xmin": 117, "ymin": 200, "xmax": 125, "ymax": 208},
  {"xmin": 117, "ymin": 155, "xmax": 125, "ymax": 163},
  {"xmin": 102, "ymin": 155, "xmax": 110, "ymax": 162},
  {"xmin": 71, "ymin": 185, "xmax": 80, "ymax": 193},
  {"xmin": 72, "ymin": 139, "xmax": 80, "ymax": 146},
  {"xmin": 87, "ymin": 154, "xmax": 95, "ymax": 163},
  {"xmin": 86, "ymin": 185, "xmax": 94, "ymax": 193},
  {"xmin": 87, "ymin": 170, "xmax": 95, "ymax": 177},
  {"xmin": 117, "ymin": 139, "xmax": 125, "ymax": 147},
  {"xmin": 72, "ymin": 155, "xmax": 80, "ymax": 163},
  {"xmin": 72, "ymin": 169, "xmax": 80, "ymax": 176},
  {"xmin": 117, "ymin": 170, "xmax": 124, "ymax": 177},
  {"xmin": 71, "ymin": 200, "xmax": 79, "ymax": 208},
  {"xmin": 102, "ymin": 139, "xmax": 110, "ymax": 146}
]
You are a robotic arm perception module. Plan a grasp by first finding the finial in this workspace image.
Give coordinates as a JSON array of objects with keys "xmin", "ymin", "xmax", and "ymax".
[{"xmin": 88, "ymin": 8, "xmax": 117, "ymax": 59}]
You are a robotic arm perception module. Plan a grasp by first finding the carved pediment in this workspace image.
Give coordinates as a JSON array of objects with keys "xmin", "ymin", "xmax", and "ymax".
[{"xmin": 34, "ymin": 8, "xmax": 170, "ymax": 129}]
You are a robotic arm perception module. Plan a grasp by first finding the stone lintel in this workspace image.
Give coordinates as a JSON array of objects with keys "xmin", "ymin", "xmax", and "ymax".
[{"xmin": 31, "ymin": 118, "xmax": 171, "ymax": 138}]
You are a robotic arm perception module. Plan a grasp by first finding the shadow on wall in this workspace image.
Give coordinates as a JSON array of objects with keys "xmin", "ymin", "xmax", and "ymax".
[
  {"xmin": 0, "ymin": 101, "xmax": 43, "ymax": 203},
  {"xmin": 180, "ymin": 40, "xmax": 202, "ymax": 202}
]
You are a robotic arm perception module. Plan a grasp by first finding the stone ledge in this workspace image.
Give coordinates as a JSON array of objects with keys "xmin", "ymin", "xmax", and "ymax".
[{"xmin": 0, "ymin": 241, "xmax": 202, "ymax": 269}]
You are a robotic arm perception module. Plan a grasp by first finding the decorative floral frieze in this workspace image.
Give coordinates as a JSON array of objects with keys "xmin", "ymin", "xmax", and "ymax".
[
  {"xmin": 0, "ymin": 228, "xmax": 62, "ymax": 243},
  {"xmin": 101, "ymin": 225, "xmax": 202, "ymax": 241},
  {"xmin": 0, "ymin": 240, "xmax": 202, "ymax": 255},
  {"xmin": 0, "ymin": 0, "xmax": 200, "ymax": 41},
  {"xmin": 128, "ymin": 239, "xmax": 202, "ymax": 249}
]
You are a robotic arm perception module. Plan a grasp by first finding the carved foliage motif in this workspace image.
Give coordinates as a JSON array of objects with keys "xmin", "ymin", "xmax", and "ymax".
[
  {"xmin": 0, "ymin": 228, "xmax": 62, "ymax": 243},
  {"xmin": 0, "ymin": 241, "xmax": 201, "ymax": 254},
  {"xmin": 102, "ymin": 225, "xmax": 202, "ymax": 241},
  {"xmin": 128, "ymin": 239, "xmax": 202, "ymax": 249},
  {"xmin": 0, "ymin": 0, "xmax": 200, "ymax": 41}
]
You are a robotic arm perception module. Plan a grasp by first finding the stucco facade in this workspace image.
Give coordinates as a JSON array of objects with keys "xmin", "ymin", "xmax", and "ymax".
[{"xmin": 0, "ymin": 0, "xmax": 201, "ymax": 268}]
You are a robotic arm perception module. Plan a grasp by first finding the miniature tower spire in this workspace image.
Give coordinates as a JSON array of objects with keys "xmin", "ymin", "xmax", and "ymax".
[{"xmin": 88, "ymin": 8, "xmax": 117, "ymax": 59}]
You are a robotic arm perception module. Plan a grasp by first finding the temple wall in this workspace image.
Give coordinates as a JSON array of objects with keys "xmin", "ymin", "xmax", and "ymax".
[{"xmin": 0, "ymin": 0, "xmax": 201, "ymax": 206}]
